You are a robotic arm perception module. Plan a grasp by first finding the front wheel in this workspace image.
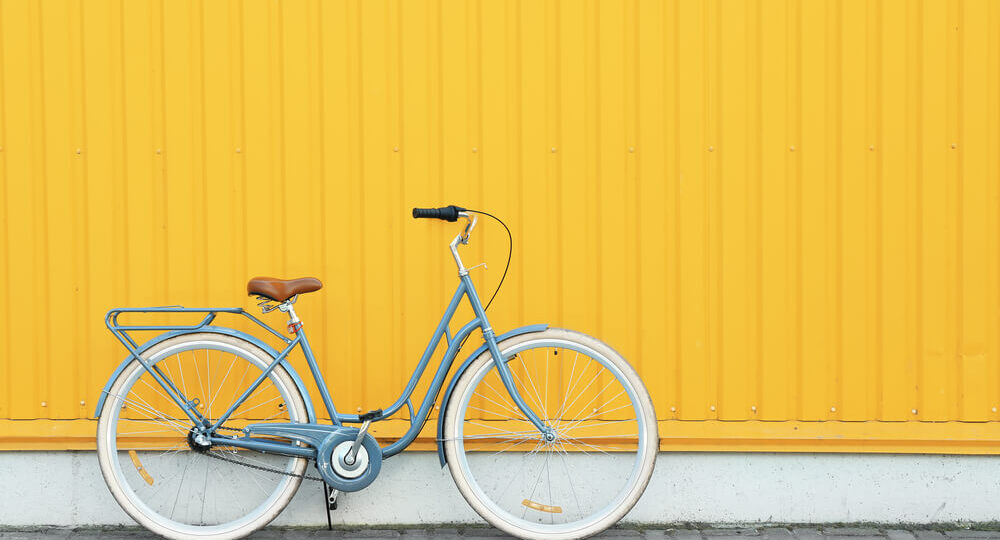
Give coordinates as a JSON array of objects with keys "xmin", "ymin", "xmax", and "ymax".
[{"xmin": 443, "ymin": 328, "xmax": 658, "ymax": 540}]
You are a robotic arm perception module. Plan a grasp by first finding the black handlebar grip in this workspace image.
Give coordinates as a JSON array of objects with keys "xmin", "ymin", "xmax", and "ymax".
[{"xmin": 411, "ymin": 205, "xmax": 466, "ymax": 222}]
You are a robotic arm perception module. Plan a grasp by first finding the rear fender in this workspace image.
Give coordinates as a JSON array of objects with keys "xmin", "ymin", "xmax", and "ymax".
[{"xmin": 93, "ymin": 326, "xmax": 317, "ymax": 423}]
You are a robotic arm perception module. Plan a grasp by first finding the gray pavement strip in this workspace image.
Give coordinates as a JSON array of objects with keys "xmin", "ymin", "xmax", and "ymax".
[{"xmin": 3, "ymin": 528, "xmax": 1000, "ymax": 540}]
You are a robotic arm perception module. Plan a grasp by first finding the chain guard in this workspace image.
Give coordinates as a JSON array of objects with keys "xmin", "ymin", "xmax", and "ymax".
[
  {"xmin": 316, "ymin": 430, "xmax": 382, "ymax": 492},
  {"xmin": 200, "ymin": 423, "xmax": 382, "ymax": 490}
]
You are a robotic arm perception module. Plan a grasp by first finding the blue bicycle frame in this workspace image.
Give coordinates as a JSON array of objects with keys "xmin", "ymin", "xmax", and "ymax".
[{"xmin": 101, "ymin": 220, "xmax": 550, "ymax": 462}]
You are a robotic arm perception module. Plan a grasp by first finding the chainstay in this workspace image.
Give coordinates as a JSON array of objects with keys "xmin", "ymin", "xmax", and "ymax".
[
  {"xmin": 201, "ymin": 449, "xmax": 324, "ymax": 482},
  {"xmin": 204, "ymin": 426, "xmax": 324, "ymax": 482}
]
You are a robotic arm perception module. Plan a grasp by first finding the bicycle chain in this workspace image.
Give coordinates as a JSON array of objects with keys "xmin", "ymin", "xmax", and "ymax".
[{"xmin": 202, "ymin": 426, "xmax": 325, "ymax": 483}]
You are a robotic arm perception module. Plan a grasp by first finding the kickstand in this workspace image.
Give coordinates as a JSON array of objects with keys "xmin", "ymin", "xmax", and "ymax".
[{"xmin": 323, "ymin": 483, "xmax": 338, "ymax": 531}]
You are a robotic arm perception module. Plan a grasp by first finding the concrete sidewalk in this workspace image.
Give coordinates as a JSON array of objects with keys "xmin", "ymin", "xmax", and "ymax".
[{"xmin": 2, "ymin": 528, "xmax": 1000, "ymax": 539}]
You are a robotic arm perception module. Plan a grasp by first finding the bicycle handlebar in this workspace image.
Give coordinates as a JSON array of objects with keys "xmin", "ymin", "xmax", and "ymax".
[{"xmin": 412, "ymin": 205, "xmax": 466, "ymax": 222}]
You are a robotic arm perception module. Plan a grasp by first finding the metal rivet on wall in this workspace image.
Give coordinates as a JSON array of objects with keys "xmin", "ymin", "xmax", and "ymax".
[
  {"xmin": 951, "ymin": 143, "xmax": 957, "ymax": 149},
  {"xmin": 709, "ymin": 405, "xmax": 716, "ymax": 412},
  {"xmin": 235, "ymin": 147, "xmax": 241, "ymax": 153},
  {"xmin": 830, "ymin": 406, "xmax": 836, "ymax": 412},
  {"xmin": 869, "ymin": 145, "xmax": 874, "ymax": 151},
  {"xmin": 472, "ymin": 147, "xmax": 478, "ymax": 153},
  {"xmin": 79, "ymin": 401, "xmax": 85, "ymax": 406},
  {"xmin": 393, "ymin": 146, "xmax": 399, "ymax": 152},
  {"xmin": 993, "ymin": 407, "xmax": 998, "ymax": 413},
  {"xmin": 708, "ymin": 146, "xmax": 714, "ymax": 152},
  {"xmin": 751, "ymin": 405, "xmax": 757, "ymax": 413},
  {"xmin": 789, "ymin": 145, "xmax": 796, "ymax": 152},
  {"xmin": 356, "ymin": 407, "xmax": 362, "ymax": 412},
  {"xmin": 911, "ymin": 409, "xmax": 918, "ymax": 414},
  {"xmin": 628, "ymin": 146, "xmax": 635, "ymax": 153},
  {"xmin": 41, "ymin": 402, "xmax": 47, "ymax": 407},
  {"xmin": 75, "ymin": 148, "xmax": 81, "ymax": 155},
  {"xmin": 156, "ymin": 149, "xmax": 162, "ymax": 155},
  {"xmin": 670, "ymin": 406, "xmax": 676, "ymax": 412},
  {"xmin": 550, "ymin": 147, "xmax": 557, "ymax": 153}
]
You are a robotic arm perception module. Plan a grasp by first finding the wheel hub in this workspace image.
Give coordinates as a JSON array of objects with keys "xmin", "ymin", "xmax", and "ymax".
[{"xmin": 186, "ymin": 428, "xmax": 212, "ymax": 453}]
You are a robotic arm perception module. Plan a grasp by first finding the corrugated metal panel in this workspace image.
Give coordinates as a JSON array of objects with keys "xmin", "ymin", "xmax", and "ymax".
[{"xmin": 1, "ymin": 0, "xmax": 999, "ymax": 452}]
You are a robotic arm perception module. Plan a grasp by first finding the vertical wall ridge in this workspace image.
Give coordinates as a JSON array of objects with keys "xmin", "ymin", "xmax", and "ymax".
[{"xmin": 0, "ymin": 0, "xmax": 997, "ymax": 444}]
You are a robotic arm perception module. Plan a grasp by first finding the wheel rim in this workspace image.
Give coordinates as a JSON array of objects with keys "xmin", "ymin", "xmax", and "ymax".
[
  {"xmin": 451, "ymin": 338, "xmax": 649, "ymax": 535},
  {"xmin": 101, "ymin": 339, "xmax": 305, "ymax": 536}
]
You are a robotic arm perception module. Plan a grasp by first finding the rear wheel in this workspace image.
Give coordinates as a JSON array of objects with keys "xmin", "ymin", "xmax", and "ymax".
[
  {"xmin": 96, "ymin": 333, "xmax": 308, "ymax": 539},
  {"xmin": 443, "ymin": 328, "xmax": 658, "ymax": 540}
]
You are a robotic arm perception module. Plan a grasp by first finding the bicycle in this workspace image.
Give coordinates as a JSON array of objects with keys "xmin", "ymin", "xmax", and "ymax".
[{"xmin": 95, "ymin": 206, "xmax": 658, "ymax": 540}]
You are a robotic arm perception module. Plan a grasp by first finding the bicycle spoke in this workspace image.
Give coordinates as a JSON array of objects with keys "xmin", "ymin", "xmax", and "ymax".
[
  {"xmin": 450, "ymin": 335, "xmax": 654, "ymax": 535},
  {"xmin": 103, "ymin": 338, "xmax": 307, "ymax": 532},
  {"xmin": 554, "ymin": 352, "xmax": 583, "ymax": 422},
  {"xmin": 478, "ymin": 379, "xmax": 523, "ymax": 418},
  {"xmin": 560, "ymin": 391, "xmax": 631, "ymax": 432},
  {"xmin": 472, "ymin": 388, "xmax": 523, "ymax": 419},
  {"xmin": 515, "ymin": 354, "xmax": 548, "ymax": 420},
  {"xmin": 208, "ymin": 354, "xmax": 239, "ymax": 419}
]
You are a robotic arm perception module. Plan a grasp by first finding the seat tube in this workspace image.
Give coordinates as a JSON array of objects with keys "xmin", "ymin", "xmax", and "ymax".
[
  {"xmin": 283, "ymin": 302, "xmax": 341, "ymax": 425},
  {"xmin": 460, "ymin": 274, "xmax": 549, "ymax": 435},
  {"xmin": 297, "ymin": 329, "xmax": 341, "ymax": 426}
]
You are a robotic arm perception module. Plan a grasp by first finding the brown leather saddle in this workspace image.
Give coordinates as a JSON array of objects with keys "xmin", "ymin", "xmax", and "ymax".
[{"xmin": 247, "ymin": 276, "xmax": 323, "ymax": 302}]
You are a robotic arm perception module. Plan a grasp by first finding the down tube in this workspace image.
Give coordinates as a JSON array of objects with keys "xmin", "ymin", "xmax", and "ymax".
[{"xmin": 380, "ymin": 286, "xmax": 482, "ymax": 458}]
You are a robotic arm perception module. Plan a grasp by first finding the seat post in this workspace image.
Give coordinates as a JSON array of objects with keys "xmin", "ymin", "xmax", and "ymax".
[{"xmin": 278, "ymin": 298, "xmax": 302, "ymax": 333}]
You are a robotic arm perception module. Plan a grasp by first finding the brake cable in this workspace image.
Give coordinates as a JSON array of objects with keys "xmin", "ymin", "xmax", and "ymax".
[{"xmin": 456, "ymin": 209, "xmax": 512, "ymax": 353}]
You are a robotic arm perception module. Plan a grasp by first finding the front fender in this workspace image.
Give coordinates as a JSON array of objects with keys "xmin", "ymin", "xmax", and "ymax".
[
  {"xmin": 93, "ymin": 326, "xmax": 317, "ymax": 423},
  {"xmin": 436, "ymin": 323, "xmax": 548, "ymax": 466}
]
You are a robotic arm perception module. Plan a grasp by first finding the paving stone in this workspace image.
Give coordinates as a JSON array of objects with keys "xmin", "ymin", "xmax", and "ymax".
[
  {"xmin": 886, "ymin": 530, "xmax": 916, "ymax": 540},
  {"xmin": 792, "ymin": 528, "xmax": 825, "ymax": 540},
  {"xmin": 943, "ymin": 533, "xmax": 1000, "ymax": 539},
  {"xmin": 97, "ymin": 531, "xmax": 154, "ymax": 539},
  {"xmin": 703, "ymin": 531, "xmax": 759, "ymax": 537},
  {"xmin": 642, "ymin": 531, "xmax": 670, "ymax": 539},
  {"xmin": 12, "ymin": 531, "xmax": 70, "ymax": 539},
  {"xmin": 913, "ymin": 532, "xmax": 947, "ymax": 540},
  {"xmin": 596, "ymin": 529, "xmax": 642, "ymax": 537},
  {"xmin": 669, "ymin": 531, "xmax": 703, "ymax": 540},
  {"xmin": 822, "ymin": 529, "xmax": 882, "ymax": 537},
  {"xmin": 762, "ymin": 528, "xmax": 794, "ymax": 540},
  {"xmin": 457, "ymin": 529, "xmax": 510, "ymax": 537},
  {"xmin": 397, "ymin": 530, "xmax": 434, "ymax": 540},
  {"xmin": 352, "ymin": 530, "xmax": 403, "ymax": 538},
  {"xmin": 306, "ymin": 531, "xmax": 352, "ymax": 538},
  {"xmin": 248, "ymin": 529, "xmax": 286, "ymax": 539},
  {"xmin": 430, "ymin": 529, "xmax": 460, "ymax": 537}
]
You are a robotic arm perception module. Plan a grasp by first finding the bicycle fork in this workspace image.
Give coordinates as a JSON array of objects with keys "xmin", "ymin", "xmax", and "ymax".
[{"xmin": 461, "ymin": 273, "xmax": 555, "ymax": 441}]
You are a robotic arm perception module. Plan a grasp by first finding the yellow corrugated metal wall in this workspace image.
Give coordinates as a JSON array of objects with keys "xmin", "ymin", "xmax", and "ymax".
[{"xmin": 1, "ymin": 0, "xmax": 999, "ymax": 452}]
